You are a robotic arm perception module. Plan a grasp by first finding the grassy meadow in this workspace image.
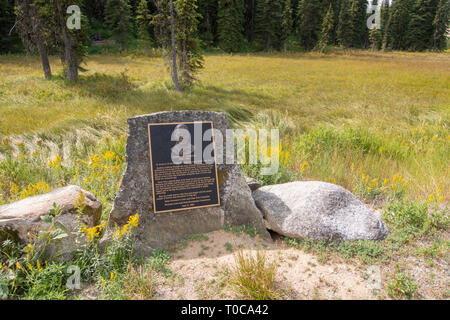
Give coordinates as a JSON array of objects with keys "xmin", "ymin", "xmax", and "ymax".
[
  {"xmin": 0, "ymin": 51, "xmax": 449, "ymax": 300},
  {"xmin": 1, "ymin": 51, "xmax": 448, "ymax": 199}
]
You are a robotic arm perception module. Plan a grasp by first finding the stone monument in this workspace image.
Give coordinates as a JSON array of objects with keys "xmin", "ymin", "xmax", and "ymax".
[{"xmin": 107, "ymin": 111, "xmax": 270, "ymax": 256}]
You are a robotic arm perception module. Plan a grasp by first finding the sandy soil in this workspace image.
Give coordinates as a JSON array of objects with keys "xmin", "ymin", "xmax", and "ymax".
[
  {"xmin": 154, "ymin": 230, "xmax": 379, "ymax": 300},
  {"xmin": 77, "ymin": 229, "xmax": 448, "ymax": 300}
]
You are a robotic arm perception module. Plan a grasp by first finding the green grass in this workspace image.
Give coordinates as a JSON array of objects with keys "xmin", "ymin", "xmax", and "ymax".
[
  {"xmin": 147, "ymin": 249, "xmax": 171, "ymax": 275},
  {"xmin": 224, "ymin": 224, "xmax": 260, "ymax": 237},
  {"xmin": 283, "ymin": 237, "xmax": 386, "ymax": 264}
]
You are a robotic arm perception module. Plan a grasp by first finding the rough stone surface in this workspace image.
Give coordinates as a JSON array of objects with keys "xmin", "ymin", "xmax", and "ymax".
[
  {"xmin": 0, "ymin": 185, "xmax": 102, "ymax": 257},
  {"xmin": 253, "ymin": 181, "xmax": 389, "ymax": 241},
  {"xmin": 108, "ymin": 111, "xmax": 270, "ymax": 256},
  {"xmin": 245, "ymin": 176, "xmax": 261, "ymax": 191}
]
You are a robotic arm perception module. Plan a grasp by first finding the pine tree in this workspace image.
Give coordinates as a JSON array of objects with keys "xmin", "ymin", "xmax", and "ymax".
[
  {"xmin": 387, "ymin": 0, "xmax": 412, "ymax": 50},
  {"xmin": 281, "ymin": 0, "xmax": 294, "ymax": 52},
  {"xmin": 349, "ymin": 0, "xmax": 368, "ymax": 48},
  {"xmin": 406, "ymin": 0, "xmax": 438, "ymax": 51},
  {"xmin": 316, "ymin": 3, "xmax": 334, "ymax": 52},
  {"xmin": 152, "ymin": 0, "xmax": 203, "ymax": 90},
  {"xmin": 105, "ymin": 0, "xmax": 132, "ymax": 52},
  {"xmin": 433, "ymin": 0, "xmax": 449, "ymax": 50},
  {"xmin": 337, "ymin": 0, "xmax": 353, "ymax": 48},
  {"xmin": 153, "ymin": 0, "xmax": 171, "ymax": 48},
  {"xmin": 15, "ymin": 0, "xmax": 52, "ymax": 78},
  {"xmin": 14, "ymin": 0, "xmax": 36, "ymax": 56},
  {"xmin": 34, "ymin": 0, "xmax": 88, "ymax": 81},
  {"xmin": 369, "ymin": 28, "xmax": 381, "ymax": 51},
  {"xmin": 245, "ymin": 0, "xmax": 257, "ymax": 44},
  {"xmin": 348, "ymin": 0, "xmax": 359, "ymax": 47},
  {"xmin": 1, "ymin": 0, "xmax": 22, "ymax": 54},
  {"xmin": 136, "ymin": 0, "xmax": 152, "ymax": 41},
  {"xmin": 255, "ymin": 0, "xmax": 283, "ymax": 50},
  {"xmin": 380, "ymin": 0, "xmax": 391, "ymax": 50},
  {"xmin": 197, "ymin": 0, "xmax": 218, "ymax": 47},
  {"xmin": 175, "ymin": 0, "xmax": 204, "ymax": 87},
  {"xmin": 297, "ymin": 0, "xmax": 325, "ymax": 51},
  {"xmin": 217, "ymin": 0, "xmax": 246, "ymax": 52}
]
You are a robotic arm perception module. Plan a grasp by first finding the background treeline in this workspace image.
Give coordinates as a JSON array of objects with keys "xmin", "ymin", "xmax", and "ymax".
[{"xmin": 1, "ymin": 0, "xmax": 448, "ymax": 56}]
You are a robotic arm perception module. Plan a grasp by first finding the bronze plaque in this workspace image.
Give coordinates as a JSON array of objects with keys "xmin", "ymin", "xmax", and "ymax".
[{"xmin": 148, "ymin": 122, "xmax": 220, "ymax": 213}]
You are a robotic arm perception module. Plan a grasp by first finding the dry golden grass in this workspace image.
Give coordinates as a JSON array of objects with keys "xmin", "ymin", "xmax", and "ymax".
[
  {"xmin": 229, "ymin": 249, "xmax": 279, "ymax": 300},
  {"xmin": 0, "ymin": 51, "xmax": 448, "ymax": 199}
]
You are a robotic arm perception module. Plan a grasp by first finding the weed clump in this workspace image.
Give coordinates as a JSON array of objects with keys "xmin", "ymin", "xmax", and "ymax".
[
  {"xmin": 387, "ymin": 271, "xmax": 418, "ymax": 300},
  {"xmin": 229, "ymin": 249, "xmax": 279, "ymax": 300}
]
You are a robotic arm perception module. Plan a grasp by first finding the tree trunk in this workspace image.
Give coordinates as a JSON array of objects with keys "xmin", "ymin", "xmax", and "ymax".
[
  {"xmin": 284, "ymin": 40, "xmax": 287, "ymax": 53},
  {"xmin": 170, "ymin": 0, "xmax": 182, "ymax": 91},
  {"xmin": 56, "ymin": 0, "xmax": 78, "ymax": 81},
  {"xmin": 37, "ymin": 42, "xmax": 52, "ymax": 79},
  {"xmin": 29, "ymin": 3, "xmax": 52, "ymax": 79},
  {"xmin": 265, "ymin": 34, "xmax": 271, "ymax": 51},
  {"xmin": 381, "ymin": 14, "xmax": 392, "ymax": 52}
]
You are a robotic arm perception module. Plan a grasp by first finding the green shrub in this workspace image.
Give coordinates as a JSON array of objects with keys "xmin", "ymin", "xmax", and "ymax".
[
  {"xmin": 0, "ymin": 272, "xmax": 10, "ymax": 299},
  {"xmin": 283, "ymin": 237, "xmax": 385, "ymax": 264},
  {"xmin": 187, "ymin": 234, "xmax": 209, "ymax": 242},
  {"xmin": 24, "ymin": 262, "xmax": 69, "ymax": 300},
  {"xmin": 330, "ymin": 240, "xmax": 385, "ymax": 264},
  {"xmin": 99, "ymin": 264, "xmax": 156, "ymax": 300},
  {"xmin": 387, "ymin": 272, "xmax": 418, "ymax": 300},
  {"xmin": 384, "ymin": 200, "xmax": 449, "ymax": 242},
  {"xmin": 415, "ymin": 241, "xmax": 449, "ymax": 258},
  {"xmin": 147, "ymin": 249, "xmax": 171, "ymax": 275}
]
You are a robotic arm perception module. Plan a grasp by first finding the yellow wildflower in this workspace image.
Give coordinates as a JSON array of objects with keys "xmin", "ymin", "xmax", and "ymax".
[
  {"xmin": 300, "ymin": 162, "xmax": 308, "ymax": 173},
  {"xmin": 113, "ymin": 214, "xmax": 139, "ymax": 239},
  {"xmin": 19, "ymin": 180, "xmax": 50, "ymax": 200},
  {"xmin": 127, "ymin": 214, "xmax": 139, "ymax": 228},
  {"xmin": 73, "ymin": 191, "xmax": 86, "ymax": 211},
  {"xmin": 285, "ymin": 150, "xmax": 291, "ymax": 160},
  {"xmin": 110, "ymin": 272, "xmax": 116, "ymax": 281},
  {"xmin": 48, "ymin": 153, "xmax": 62, "ymax": 168},
  {"xmin": 10, "ymin": 183, "xmax": 19, "ymax": 197},
  {"xmin": 81, "ymin": 222, "xmax": 105, "ymax": 242},
  {"xmin": 102, "ymin": 151, "xmax": 116, "ymax": 161}
]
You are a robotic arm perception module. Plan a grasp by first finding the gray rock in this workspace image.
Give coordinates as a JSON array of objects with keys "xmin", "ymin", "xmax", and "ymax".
[
  {"xmin": 108, "ymin": 111, "xmax": 270, "ymax": 256},
  {"xmin": 245, "ymin": 176, "xmax": 261, "ymax": 191},
  {"xmin": 253, "ymin": 181, "xmax": 389, "ymax": 241},
  {"xmin": 0, "ymin": 185, "xmax": 102, "ymax": 258}
]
